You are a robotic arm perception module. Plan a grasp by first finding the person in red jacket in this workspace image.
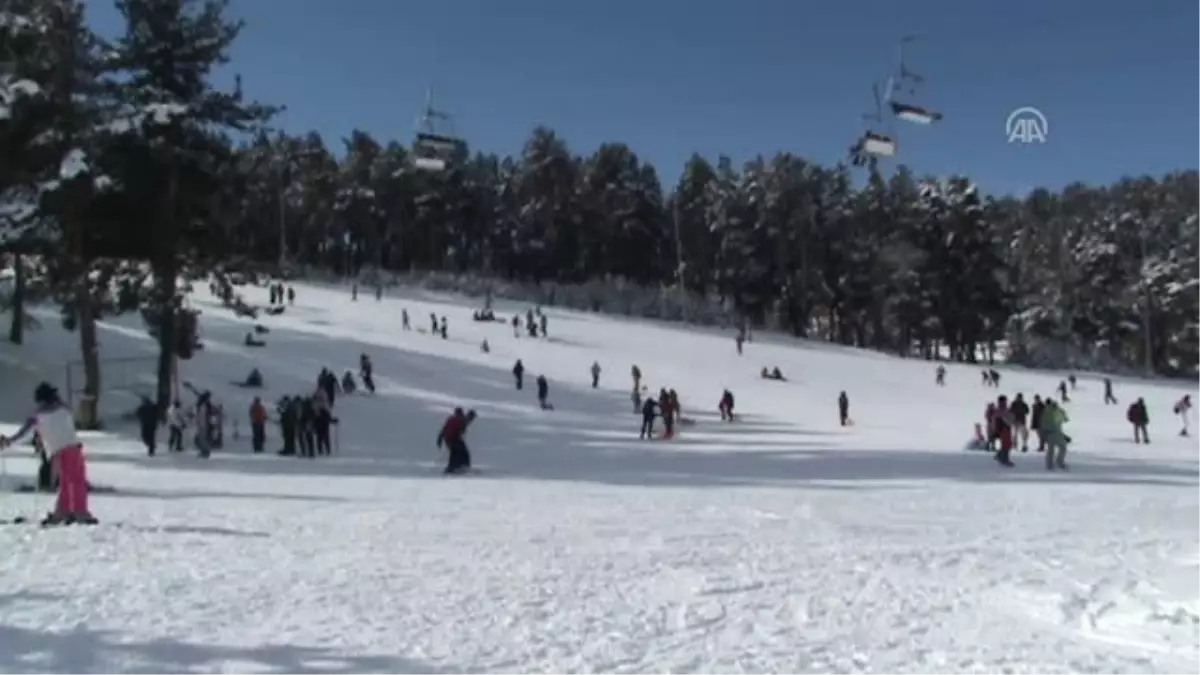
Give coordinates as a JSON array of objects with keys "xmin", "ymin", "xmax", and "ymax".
[{"xmin": 437, "ymin": 407, "xmax": 477, "ymax": 474}]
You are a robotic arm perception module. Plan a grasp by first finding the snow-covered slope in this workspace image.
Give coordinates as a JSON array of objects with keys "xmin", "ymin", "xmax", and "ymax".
[{"xmin": 0, "ymin": 281, "xmax": 1196, "ymax": 674}]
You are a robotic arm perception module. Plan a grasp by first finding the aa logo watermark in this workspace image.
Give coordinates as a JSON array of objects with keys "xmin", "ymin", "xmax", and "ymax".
[{"xmin": 1006, "ymin": 106, "xmax": 1048, "ymax": 144}]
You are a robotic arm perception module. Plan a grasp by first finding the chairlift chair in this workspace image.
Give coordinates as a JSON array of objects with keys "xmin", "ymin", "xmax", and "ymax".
[
  {"xmin": 886, "ymin": 36, "xmax": 943, "ymax": 126},
  {"xmin": 849, "ymin": 81, "xmax": 897, "ymax": 166},
  {"xmin": 412, "ymin": 88, "xmax": 465, "ymax": 172}
]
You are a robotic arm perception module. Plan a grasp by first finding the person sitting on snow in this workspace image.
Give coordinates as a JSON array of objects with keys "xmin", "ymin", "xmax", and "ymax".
[
  {"xmin": 341, "ymin": 370, "xmax": 357, "ymax": 394},
  {"xmin": 244, "ymin": 368, "xmax": 263, "ymax": 388}
]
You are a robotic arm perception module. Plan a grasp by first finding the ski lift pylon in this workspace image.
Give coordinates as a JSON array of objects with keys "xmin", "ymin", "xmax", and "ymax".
[
  {"xmin": 886, "ymin": 35, "xmax": 943, "ymax": 125},
  {"xmin": 413, "ymin": 87, "xmax": 465, "ymax": 172}
]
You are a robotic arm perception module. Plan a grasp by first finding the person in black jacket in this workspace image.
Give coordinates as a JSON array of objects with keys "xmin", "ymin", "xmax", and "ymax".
[
  {"xmin": 512, "ymin": 360, "xmax": 525, "ymax": 390},
  {"xmin": 536, "ymin": 375, "xmax": 551, "ymax": 410},
  {"xmin": 298, "ymin": 397, "xmax": 316, "ymax": 458},
  {"xmin": 277, "ymin": 395, "xmax": 297, "ymax": 456},
  {"xmin": 135, "ymin": 396, "xmax": 159, "ymax": 457},
  {"xmin": 837, "ymin": 391, "xmax": 850, "ymax": 426},
  {"xmin": 1029, "ymin": 395, "xmax": 1046, "ymax": 452},
  {"xmin": 639, "ymin": 397, "xmax": 658, "ymax": 439},
  {"xmin": 1010, "ymin": 393, "xmax": 1030, "ymax": 452},
  {"xmin": 1128, "ymin": 398, "xmax": 1150, "ymax": 444},
  {"xmin": 313, "ymin": 401, "xmax": 333, "ymax": 455}
]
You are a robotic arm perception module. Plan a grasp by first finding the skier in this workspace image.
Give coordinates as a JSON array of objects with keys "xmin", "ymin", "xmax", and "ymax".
[
  {"xmin": 718, "ymin": 389, "xmax": 735, "ymax": 422},
  {"xmin": 401, "ymin": 308, "xmax": 410, "ymax": 330},
  {"xmin": 935, "ymin": 365, "xmax": 946, "ymax": 386},
  {"xmin": 1057, "ymin": 380, "xmax": 1069, "ymax": 403},
  {"xmin": 0, "ymin": 383, "xmax": 97, "ymax": 525},
  {"xmin": 135, "ymin": 395, "xmax": 159, "ymax": 457},
  {"xmin": 1041, "ymin": 399, "xmax": 1070, "ymax": 471},
  {"xmin": 536, "ymin": 375, "xmax": 552, "ymax": 410},
  {"xmin": 436, "ymin": 407, "xmax": 477, "ymax": 474},
  {"xmin": 1103, "ymin": 378, "xmax": 1117, "ymax": 405},
  {"xmin": 1030, "ymin": 395, "xmax": 1046, "ymax": 452},
  {"xmin": 1127, "ymin": 398, "xmax": 1150, "ymax": 444},
  {"xmin": 1175, "ymin": 395, "xmax": 1192, "ymax": 436},
  {"xmin": 1010, "ymin": 393, "xmax": 1030, "ymax": 452},
  {"xmin": 512, "ymin": 359, "xmax": 525, "ymax": 390},
  {"xmin": 639, "ymin": 396, "xmax": 659, "ymax": 439},
  {"xmin": 837, "ymin": 391, "xmax": 850, "ymax": 426},
  {"xmin": 359, "ymin": 354, "xmax": 375, "ymax": 393},
  {"xmin": 249, "ymin": 397, "xmax": 267, "ymax": 453},
  {"xmin": 168, "ymin": 400, "xmax": 187, "ymax": 452},
  {"xmin": 590, "ymin": 361, "xmax": 601, "ymax": 388}
]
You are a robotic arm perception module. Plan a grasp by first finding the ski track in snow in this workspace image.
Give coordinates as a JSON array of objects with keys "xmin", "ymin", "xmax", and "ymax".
[{"xmin": 0, "ymin": 281, "xmax": 1196, "ymax": 673}]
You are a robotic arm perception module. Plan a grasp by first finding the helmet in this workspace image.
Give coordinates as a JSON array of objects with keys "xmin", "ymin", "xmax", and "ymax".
[{"xmin": 33, "ymin": 382, "xmax": 59, "ymax": 405}]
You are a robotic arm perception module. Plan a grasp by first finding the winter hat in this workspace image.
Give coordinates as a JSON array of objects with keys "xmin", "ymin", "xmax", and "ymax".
[{"xmin": 33, "ymin": 382, "xmax": 59, "ymax": 405}]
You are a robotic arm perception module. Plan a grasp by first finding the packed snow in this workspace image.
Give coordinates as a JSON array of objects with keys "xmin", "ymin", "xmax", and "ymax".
[{"xmin": 0, "ymin": 280, "xmax": 1196, "ymax": 674}]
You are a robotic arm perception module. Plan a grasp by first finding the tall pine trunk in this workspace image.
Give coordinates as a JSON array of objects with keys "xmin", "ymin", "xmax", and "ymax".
[
  {"xmin": 154, "ymin": 169, "xmax": 179, "ymax": 416},
  {"xmin": 75, "ymin": 270, "xmax": 102, "ymax": 429},
  {"xmin": 8, "ymin": 253, "xmax": 25, "ymax": 344}
]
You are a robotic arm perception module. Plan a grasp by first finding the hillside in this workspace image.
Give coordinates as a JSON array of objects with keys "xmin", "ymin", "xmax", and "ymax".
[{"xmin": 0, "ymin": 281, "xmax": 1196, "ymax": 673}]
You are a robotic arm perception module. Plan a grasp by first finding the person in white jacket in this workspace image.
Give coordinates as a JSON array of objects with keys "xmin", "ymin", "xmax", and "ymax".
[
  {"xmin": 0, "ymin": 383, "xmax": 96, "ymax": 525},
  {"xmin": 168, "ymin": 400, "xmax": 189, "ymax": 452}
]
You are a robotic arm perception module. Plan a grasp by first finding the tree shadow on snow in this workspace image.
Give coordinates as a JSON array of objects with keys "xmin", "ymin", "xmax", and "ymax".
[
  {"xmin": 0, "ymin": 621, "xmax": 449, "ymax": 674},
  {"xmin": 99, "ymin": 319, "xmax": 1199, "ymax": 493}
]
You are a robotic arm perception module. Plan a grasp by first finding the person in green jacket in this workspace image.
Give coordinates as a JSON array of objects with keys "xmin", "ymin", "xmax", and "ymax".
[{"xmin": 1041, "ymin": 399, "xmax": 1070, "ymax": 471}]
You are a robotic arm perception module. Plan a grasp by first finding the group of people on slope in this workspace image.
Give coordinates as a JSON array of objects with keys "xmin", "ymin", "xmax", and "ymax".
[{"xmin": 981, "ymin": 392, "xmax": 1071, "ymax": 470}]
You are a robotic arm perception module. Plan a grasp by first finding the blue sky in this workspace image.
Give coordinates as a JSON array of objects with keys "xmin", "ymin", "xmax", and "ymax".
[{"xmin": 84, "ymin": 0, "xmax": 1197, "ymax": 195}]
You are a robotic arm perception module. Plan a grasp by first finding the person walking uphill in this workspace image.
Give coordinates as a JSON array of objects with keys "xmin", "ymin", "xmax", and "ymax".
[
  {"xmin": 0, "ymin": 383, "xmax": 97, "ymax": 526},
  {"xmin": 1040, "ymin": 399, "xmax": 1070, "ymax": 471},
  {"xmin": 136, "ymin": 395, "xmax": 160, "ymax": 457},
  {"xmin": 437, "ymin": 407, "xmax": 477, "ymax": 474}
]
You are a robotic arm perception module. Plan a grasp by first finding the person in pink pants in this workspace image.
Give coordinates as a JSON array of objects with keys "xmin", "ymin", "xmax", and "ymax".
[{"xmin": 1, "ymin": 382, "xmax": 96, "ymax": 526}]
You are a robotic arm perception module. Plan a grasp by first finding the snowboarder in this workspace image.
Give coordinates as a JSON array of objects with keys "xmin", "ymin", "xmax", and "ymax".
[
  {"xmin": 590, "ymin": 361, "xmax": 601, "ymax": 388},
  {"xmin": 1010, "ymin": 393, "xmax": 1030, "ymax": 452},
  {"xmin": 0, "ymin": 383, "xmax": 97, "ymax": 525},
  {"xmin": 1103, "ymin": 378, "xmax": 1117, "ymax": 405},
  {"xmin": 1127, "ymin": 398, "xmax": 1150, "ymax": 444},
  {"xmin": 536, "ymin": 375, "xmax": 552, "ymax": 410},
  {"xmin": 837, "ymin": 391, "xmax": 850, "ymax": 427},
  {"xmin": 639, "ymin": 397, "xmax": 659, "ymax": 439},
  {"xmin": 718, "ymin": 389, "xmax": 735, "ymax": 422},
  {"xmin": 935, "ymin": 365, "xmax": 946, "ymax": 386},
  {"xmin": 1175, "ymin": 395, "xmax": 1192, "ymax": 437},
  {"xmin": 437, "ymin": 407, "xmax": 477, "ymax": 474},
  {"xmin": 136, "ymin": 395, "xmax": 159, "ymax": 457},
  {"xmin": 249, "ymin": 397, "xmax": 267, "ymax": 453},
  {"xmin": 402, "ymin": 308, "xmax": 410, "ymax": 330},
  {"xmin": 512, "ymin": 360, "xmax": 525, "ymax": 390},
  {"xmin": 168, "ymin": 400, "xmax": 187, "ymax": 452}
]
